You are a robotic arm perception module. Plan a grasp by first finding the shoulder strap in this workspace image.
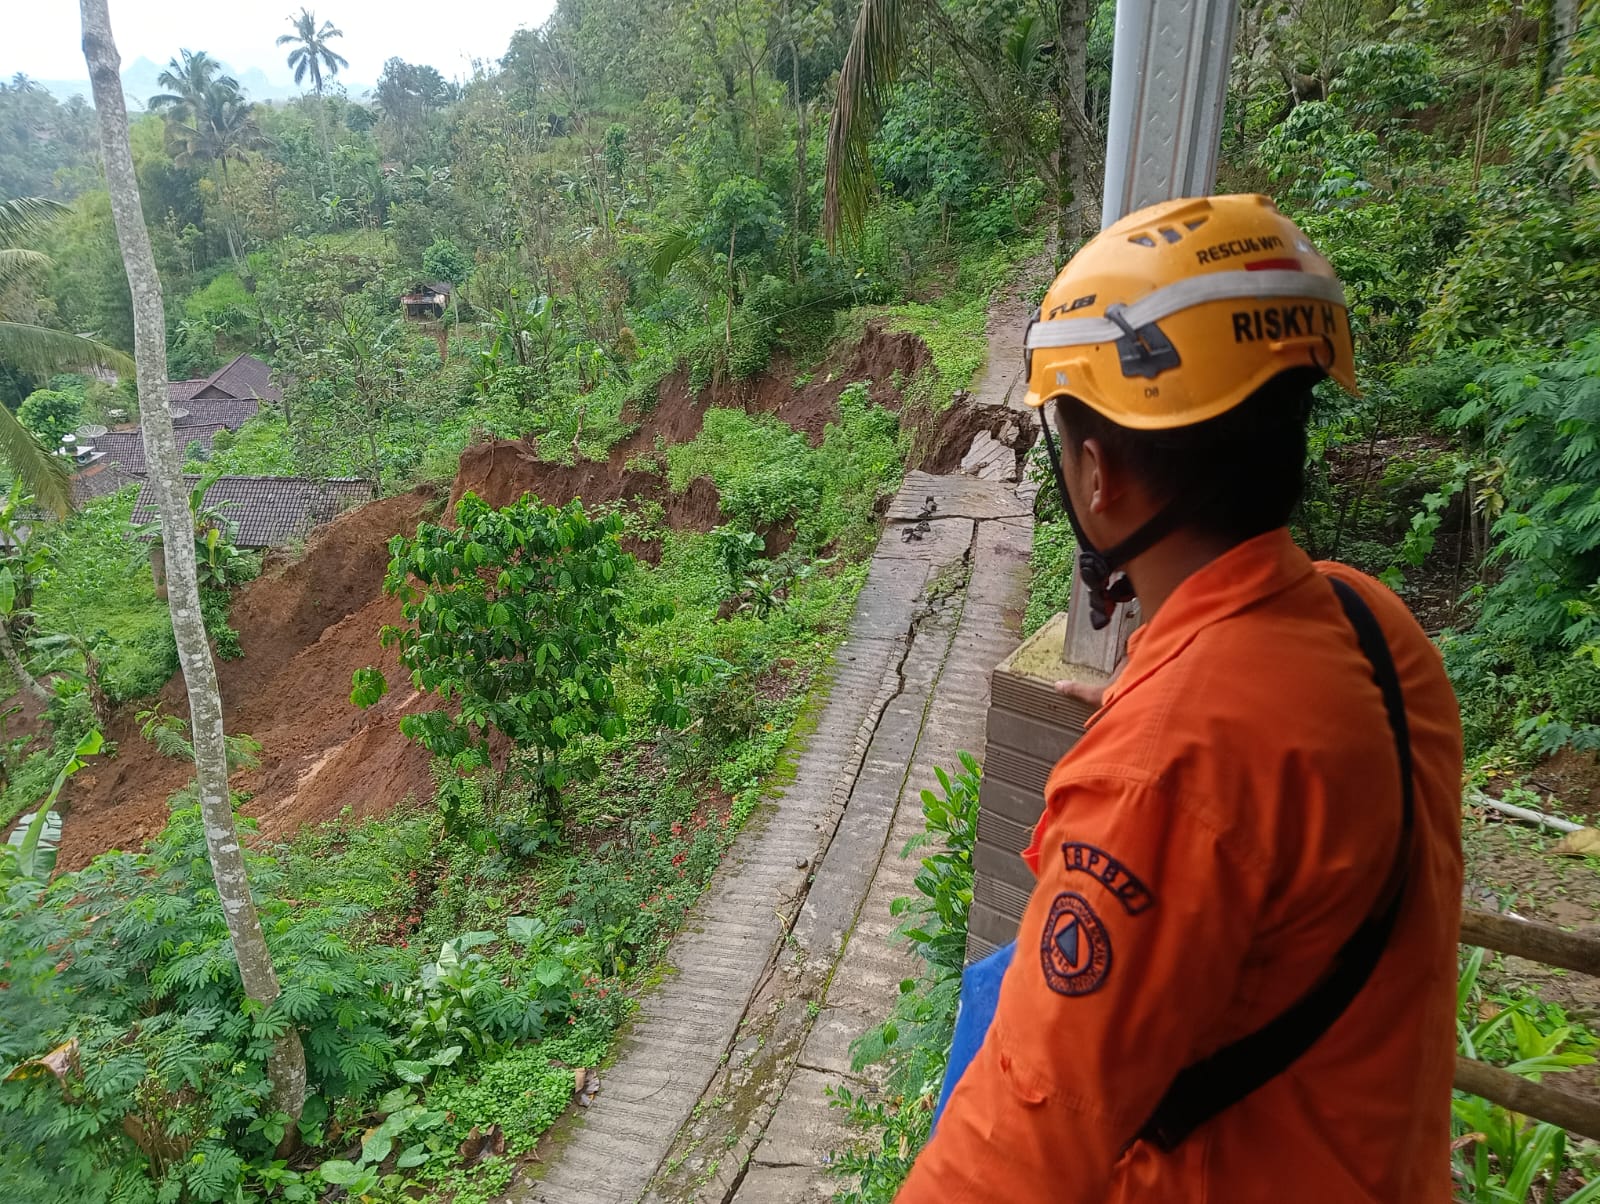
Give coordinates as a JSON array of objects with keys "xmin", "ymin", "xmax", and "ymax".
[{"xmin": 1134, "ymin": 576, "xmax": 1417, "ymax": 1153}]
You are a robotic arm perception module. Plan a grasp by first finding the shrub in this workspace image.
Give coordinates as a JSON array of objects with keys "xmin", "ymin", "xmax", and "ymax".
[
  {"xmin": 17, "ymin": 389, "xmax": 81, "ymax": 451},
  {"xmin": 0, "ymin": 806, "xmax": 405, "ymax": 1203}
]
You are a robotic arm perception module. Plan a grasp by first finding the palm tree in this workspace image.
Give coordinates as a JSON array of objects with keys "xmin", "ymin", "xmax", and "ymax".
[
  {"xmin": 150, "ymin": 52, "xmax": 264, "ymax": 268},
  {"xmin": 82, "ymin": 0, "xmax": 307, "ymax": 1128},
  {"xmin": 277, "ymin": 9, "xmax": 349, "ymax": 196},
  {"xmin": 0, "ymin": 197, "xmax": 132, "ymax": 517},
  {"xmin": 149, "ymin": 49, "xmax": 236, "ymax": 124}
]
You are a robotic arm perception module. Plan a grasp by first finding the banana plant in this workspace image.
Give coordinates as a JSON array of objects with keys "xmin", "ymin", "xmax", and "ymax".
[{"xmin": 3, "ymin": 727, "xmax": 102, "ymax": 883}]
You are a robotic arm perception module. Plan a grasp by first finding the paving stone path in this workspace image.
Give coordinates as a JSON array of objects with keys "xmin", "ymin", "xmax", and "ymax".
[
  {"xmin": 516, "ymin": 257, "xmax": 1051, "ymax": 1203},
  {"xmin": 511, "ymin": 466, "xmax": 1032, "ymax": 1204}
]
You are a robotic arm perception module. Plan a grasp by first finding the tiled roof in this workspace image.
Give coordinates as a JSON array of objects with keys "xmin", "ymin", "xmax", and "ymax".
[
  {"xmin": 70, "ymin": 462, "xmax": 143, "ymax": 504},
  {"xmin": 175, "ymin": 398, "xmax": 260, "ymax": 430},
  {"xmin": 166, "ymin": 355, "xmax": 281, "ymax": 415},
  {"xmin": 131, "ymin": 476, "xmax": 374, "ymax": 549},
  {"xmin": 198, "ymin": 353, "xmax": 281, "ymax": 403},
  {"xmin": 87, "ymin": 424, "xmax": 232, "ymax": 475}
]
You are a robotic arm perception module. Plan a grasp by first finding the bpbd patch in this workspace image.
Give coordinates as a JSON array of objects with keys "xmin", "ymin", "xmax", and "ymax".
[{"xmin": 1040, "ymin": 891, "xmax": 1112, "ymax": 996}]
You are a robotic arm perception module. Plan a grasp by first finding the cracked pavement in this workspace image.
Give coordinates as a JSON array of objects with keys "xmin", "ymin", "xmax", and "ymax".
[{"xmin": 510, "ymin": 464, "xmax": 1032, "ymax": 1204}]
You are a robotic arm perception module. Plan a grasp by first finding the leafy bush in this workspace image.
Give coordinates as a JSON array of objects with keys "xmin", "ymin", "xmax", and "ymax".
[
  {"xmin": 31, "ymin": 492, "xmax": 177, "ymax": 705},
  {"xmin": 1436, "ymin": 331, "xmax": 1600, "ymax": 755},
  {"xmin": 17, "ymin": 388, "xmax": 81, "ymax": 451},
  {"xmin": 667, "ymin": 409, "xmax": 819, "ymax": 528},
  {"xmin": 364, "ymin": 494, "xmax": 642, "ymax": 804},
  {"xmin": 0, "ymin": 806, "xmax": 405, "ymax": 1203}
]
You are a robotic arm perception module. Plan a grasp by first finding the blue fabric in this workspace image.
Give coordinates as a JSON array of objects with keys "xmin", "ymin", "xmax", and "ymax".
[{"xmin": 932, "ymin": 941, "xmax": 1015, "ymax": 1131}]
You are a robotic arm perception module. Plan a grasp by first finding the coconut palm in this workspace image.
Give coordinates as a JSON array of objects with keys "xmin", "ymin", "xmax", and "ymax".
[
  {"xmin": 150, "ymin": 52, "xmax": 263, "ymax": 267},
  {"xmin": 0, "ymin": 197, "xmax": 131, "ymax": 516},
  {"xmin": 277, "ymin": 9, "xmax": 349, "ymax": 196}
]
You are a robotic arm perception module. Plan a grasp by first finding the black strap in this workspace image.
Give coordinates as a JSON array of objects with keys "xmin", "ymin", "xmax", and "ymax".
[
  {"xmin": 1036, "ymin": 410, "xmax": 1183, "ymax": 631},
  {"xmin": 1135, "ymin": 576, "xmax": 1417, "ymax": 1152}
]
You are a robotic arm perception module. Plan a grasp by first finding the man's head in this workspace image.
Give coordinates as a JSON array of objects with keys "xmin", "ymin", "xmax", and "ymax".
[
  {"xmin": 1022, "ymin": 194, "xmax": 1357, "ymax": 626},
  {"xmin": 1050, "ymin": 366, "xmax": 1320, "ymax": 559}
]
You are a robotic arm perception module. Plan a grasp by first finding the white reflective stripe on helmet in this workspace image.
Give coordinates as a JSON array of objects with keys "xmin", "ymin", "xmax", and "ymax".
[{"xmin": 1025, "ymin": 270, "xmax": 1349, "ymax": 350}]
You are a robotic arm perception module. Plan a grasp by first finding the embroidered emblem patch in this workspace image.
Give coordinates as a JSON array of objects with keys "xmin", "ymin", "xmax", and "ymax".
[
  {"xmin": 1040, "ymin": 891, "xmax": 1112, "ymax": 996},
  {"xmin": 1060, "ymin": 842, "xmax": 1156, "ymax": 915}
]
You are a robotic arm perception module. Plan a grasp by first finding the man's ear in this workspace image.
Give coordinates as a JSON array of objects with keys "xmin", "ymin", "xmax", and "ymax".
[{"xmin": 1079, "ymin": 436, "xmax": 1119, "ymax": 515}]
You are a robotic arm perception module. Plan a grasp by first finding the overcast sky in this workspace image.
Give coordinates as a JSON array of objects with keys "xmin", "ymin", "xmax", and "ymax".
[{"xmin": 4, "ymin": 0, "xmax": 557, "ymax": 89}]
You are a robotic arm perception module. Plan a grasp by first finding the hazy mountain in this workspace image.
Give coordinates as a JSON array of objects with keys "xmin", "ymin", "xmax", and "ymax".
[{"xmin": 30, "ymin": 56, "xmax": 369, "ymax": 110}]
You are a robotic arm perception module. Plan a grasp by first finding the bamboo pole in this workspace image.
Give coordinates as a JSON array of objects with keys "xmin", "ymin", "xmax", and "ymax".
[
  {"xmin": 1461, "ymin": 907, "xmax": 1600, "ymax": 978},
  {"xmin": 1465, "ymin": 788, "xmax": 1582, "ymax": 835},
  {"xmin": 1454, "ymin": 1056, "xmax": 1600, "ymax": 1143}
]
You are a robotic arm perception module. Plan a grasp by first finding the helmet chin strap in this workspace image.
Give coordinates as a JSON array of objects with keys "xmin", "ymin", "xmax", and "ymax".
[{"xmin": 1036, "ymin": 406, "xmax": 1187, "ymax": 631}]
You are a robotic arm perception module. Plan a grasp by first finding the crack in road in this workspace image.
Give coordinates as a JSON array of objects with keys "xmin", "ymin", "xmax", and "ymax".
[{"xmin": 645, "ymin": 513, "xmax": 989, "ymax": 1204}]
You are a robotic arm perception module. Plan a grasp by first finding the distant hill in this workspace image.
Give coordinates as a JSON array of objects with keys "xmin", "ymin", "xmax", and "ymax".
[{"xmin": 32, "ymin": 56, "xmax": 370, "ymax": 109}]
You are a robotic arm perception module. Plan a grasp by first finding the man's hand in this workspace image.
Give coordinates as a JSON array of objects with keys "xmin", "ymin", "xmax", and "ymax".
[
  {"xmin": 1055, "ymin": 678, "xmax": 1106, "ymax": 708},
  {"xmin": 1054, "ymin": 659, "xmax": 1125, "ymax": 710}
]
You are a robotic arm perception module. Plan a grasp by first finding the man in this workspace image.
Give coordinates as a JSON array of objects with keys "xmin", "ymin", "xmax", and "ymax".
[{"xmin": 896, "ymin": 194, "xmax": 1463, "ymax": 1202}]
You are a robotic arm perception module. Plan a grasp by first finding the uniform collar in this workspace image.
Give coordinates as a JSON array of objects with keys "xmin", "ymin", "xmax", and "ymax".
[{"xmin": 1098, "ymin": 528, "xmax": 1315, "ymax": 714}]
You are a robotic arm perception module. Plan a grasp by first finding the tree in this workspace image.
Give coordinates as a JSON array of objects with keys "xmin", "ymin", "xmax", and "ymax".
[
  {"xmin": 0, "ymin": 197, "xmax": 127, "ymax": 516},
  {"xmin": 359, "ymin": 493, "xmax": 636, "ymax": 813},
  {"xmin": 422, "ymin": 237, "xmax": 472, "ymax": 289},
  {"xmin": 80, "ymin": 0, "xmax": 307, "ymax": 1129},
  {"xmin": 277, "ymin": 8, "xmax": 349, "ymax": 196},
  {"xmin": 822, "ymin": 0, "xmax": 1093, "ymax": 251},
  {"xmin": 18, "ymin": 388, "xmax": 82, "ymax": 451},
  {"xmin": 284, "ymin": 299, "xmax": 425, "ymax": 485},
  {"xmin": 374, "ymin": 58, "xmax": 453, "ymax": 165},
  {"xmin": 149, "ymin": 52, "xmax": 265, "ymax": 268}
]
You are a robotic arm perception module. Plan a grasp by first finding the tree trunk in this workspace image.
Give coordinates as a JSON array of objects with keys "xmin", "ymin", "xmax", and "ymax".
[
  {"xmin": 1056, "ymin": 0, "xmax": 1091, "ymax": 261},
  {"xmin": 1541, "ymin": 0, "xmax": 1580, "ymax": 94},
  {"xmin": 80, "ymin": 0, "xmax": 307, "ymax": 1130},
  {"xmin": 0, "ymin": 619, "xmax": 51, "ymax": 708},
  {"xmin": 316, "ymin": 84, "xmax": 336, "ymax": 201},
  {"xmin": 790, "ymin": 20, "xmax": 807, "ymax": 281},
  {"xmin": 216, "ymin": 156, "xmax": 245, "ymax": 271}
]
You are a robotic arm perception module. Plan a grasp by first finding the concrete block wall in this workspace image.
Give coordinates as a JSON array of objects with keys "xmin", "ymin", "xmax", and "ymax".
[{"xmin": 967, "ymin": 613, "xmax": 1103, "ymax": 962}]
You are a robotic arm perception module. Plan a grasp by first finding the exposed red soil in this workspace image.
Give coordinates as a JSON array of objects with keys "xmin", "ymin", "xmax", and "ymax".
[
  {"xmin": 59, "ymin": 493, "xmax": 438, "ymax": 870},
  {"xmin": 54, "ymin": 323, "xmax": 955, "ymax": 869}
]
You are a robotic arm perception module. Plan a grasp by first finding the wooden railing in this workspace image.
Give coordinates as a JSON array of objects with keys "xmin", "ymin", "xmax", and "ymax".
[{"xmin": 1457, "ymin": 907, "xmax": 1600, "ymax": 1142}]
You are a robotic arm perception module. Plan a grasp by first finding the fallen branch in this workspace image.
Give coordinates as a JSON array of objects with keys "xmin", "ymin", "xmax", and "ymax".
[
  {"xmin": 1454, "ymin": 1055, "xmax": 1600, "ymax": 1143},
  {"xmin": 1465, "ymin": 788, "xmax": 1581, "ymax": 835},
  {"xmin": 1460, "ymin": 907, "xmax": 1600, "ymax": 978}
]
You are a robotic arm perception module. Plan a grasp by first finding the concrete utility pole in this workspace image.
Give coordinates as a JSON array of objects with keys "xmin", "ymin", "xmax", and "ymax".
[
  {"xmin": 1061, "ymin": 0, "xmax": 1238, "ymax": 676},
  {"xmin": 967, "ymin": 0, "xmax": 1238, "ymax": 960}
]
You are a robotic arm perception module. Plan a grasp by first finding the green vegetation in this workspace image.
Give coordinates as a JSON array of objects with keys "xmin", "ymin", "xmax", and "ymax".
[{"xmin": 0, "ymin": 0, "xmax": 1596, "ymax": 1193}]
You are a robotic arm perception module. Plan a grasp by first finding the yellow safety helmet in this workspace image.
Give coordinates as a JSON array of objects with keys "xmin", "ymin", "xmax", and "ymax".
[{"xmin": 1023, "ymin": 194, "xmax": 1359, "ymax": 429}]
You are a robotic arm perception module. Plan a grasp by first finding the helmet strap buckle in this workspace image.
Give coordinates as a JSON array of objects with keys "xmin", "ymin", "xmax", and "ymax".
[{"xmin": 1105, "ymin": 303, "xmax": 1181, "ymax": 381}]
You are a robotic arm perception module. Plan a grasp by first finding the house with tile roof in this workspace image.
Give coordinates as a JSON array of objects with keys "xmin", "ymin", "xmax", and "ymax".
[
  {"xmin": 168, "ymin": 352, "xmax": 281, "ymax": 408},
  {"xmin": 70, "ymin": 353, "xmax": 283, "ymax": 506},
  {"xmin": 131, "ymin": 477, "xmax": 375, "ymax": 549}
]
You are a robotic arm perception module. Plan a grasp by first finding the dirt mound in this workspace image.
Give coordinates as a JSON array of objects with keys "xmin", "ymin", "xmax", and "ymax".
[
  {"xmin": 914, "ymin": 399, "xmax": 1032, "ymax": 476},
  {"xmin": 53, "ymin": 321, "xmax": 985, "ymax": 870},
  {"xmin": 220, "ymin": 489, "xmax": 437, "ymax": 695},
  {"xmin": 58, "ymin": 495, "xmax": 440, "ymax": 872}
]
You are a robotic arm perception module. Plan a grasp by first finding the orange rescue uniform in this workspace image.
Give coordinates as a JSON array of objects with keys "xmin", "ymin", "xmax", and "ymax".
[{"xmin": 897, "ymin": 528, "xmax": 1463, "ymax": 1203}]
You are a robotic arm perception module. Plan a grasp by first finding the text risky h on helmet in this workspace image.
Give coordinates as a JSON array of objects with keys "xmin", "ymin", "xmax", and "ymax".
[{"xmin": 1024, "ymin": 194, "xmax": 1359, "ymax": 429}]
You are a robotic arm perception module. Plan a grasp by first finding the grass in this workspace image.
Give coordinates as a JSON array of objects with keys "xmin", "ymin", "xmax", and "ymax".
[
  {"xmin": 31, "ymin": 488, "xmax": 176, "ymax": 704},
  {"xmin": 881, "ymin": 295, "xmax": 989, "ymax": 410}
]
